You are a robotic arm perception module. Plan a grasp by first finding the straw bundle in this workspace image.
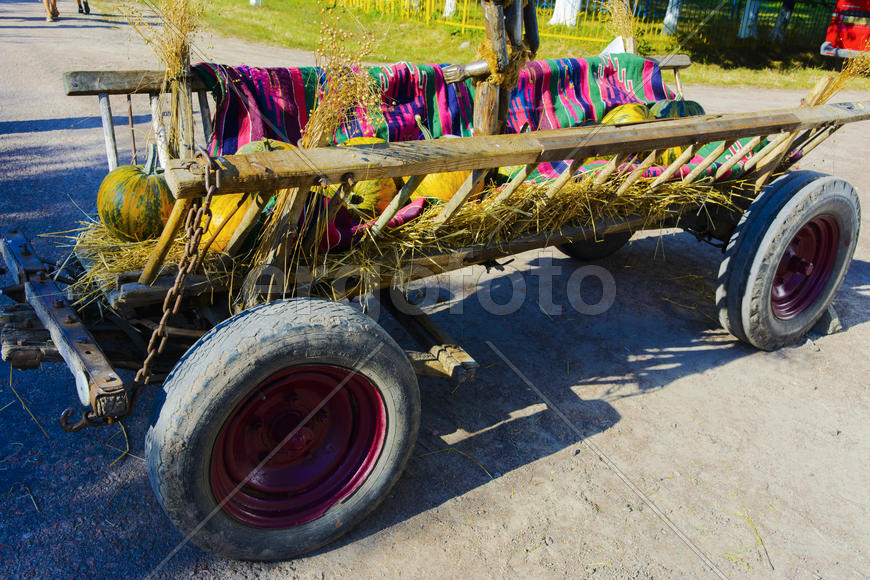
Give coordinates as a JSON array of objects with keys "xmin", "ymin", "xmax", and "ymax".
[
  {"xmin": 63, "ymin": 220, "xmax": 229, "ymax": 305},
  {"xmin": 122, "ymin": 0, "xmax": 203, "ymax": 156},
  {"xmin": 605, "ymin": 0, "xmax": 637, "ymax": 44},
  {"xmin": 817, "ymin": 39, "xmax": 870, "ymax": 105},
  {"xmin": 305, "ymin": 171, "xmax": 744, "ymax": 300}
]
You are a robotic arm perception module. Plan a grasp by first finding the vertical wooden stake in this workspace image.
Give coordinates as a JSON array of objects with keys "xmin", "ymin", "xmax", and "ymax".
[
  {"xmin": 98, "ymin": 93, "xmax": 119, "ymax": 171},
  {"xmin": 150, "ymin": 93, "xmax": 170, "ymax": 168},
  {"xmin": 139, "ymin": 198, "xmax": 193, "ymax": 286}
]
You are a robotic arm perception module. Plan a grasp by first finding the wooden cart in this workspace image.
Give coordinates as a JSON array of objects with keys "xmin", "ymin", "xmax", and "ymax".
[{"xmin": 2, "ymin": 5, "xmax": 869, "ymax": 560}]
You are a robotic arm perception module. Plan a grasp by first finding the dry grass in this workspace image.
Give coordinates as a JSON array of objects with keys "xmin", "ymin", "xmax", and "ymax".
[
  {"xmin": 121, "ymin": 0, "xmax": 203, "ymax": 157},
  {"xmin": 605, "ymin": 0, "xmax": 636, "ymax": 43},
  {"xmin": 818, "ymin": 40, "xmax": 870, "ymax": 105},
  {"xmin": 60, "ymin": 220, "xmax": 229, "ymax": 305},
  {"xmin": 307, "ymin": 171, "xmax": 745, "ymax": 300}
]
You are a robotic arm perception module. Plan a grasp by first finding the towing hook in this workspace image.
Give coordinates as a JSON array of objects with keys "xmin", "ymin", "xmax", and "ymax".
[{"xmin": 59, "ymin": 408, "xmax": 96, "ymax": 432}]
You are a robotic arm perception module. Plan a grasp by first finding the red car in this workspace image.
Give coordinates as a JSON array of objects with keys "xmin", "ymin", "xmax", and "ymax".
[{"xmin": 821, "ymin": 0, "xmax": 870, "ymax": 57}]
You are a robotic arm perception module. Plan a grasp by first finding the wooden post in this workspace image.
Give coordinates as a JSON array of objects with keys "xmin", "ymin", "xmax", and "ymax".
[
  {"xmin": 197, "ymin": 90, "xmax": 213, "ymax": 145},
  {"xmin": 648, "ymin": 144, "xmax": 696, "ymax": 190},
  {"xmin": 433, "ymin": 169, "xmax": 489, "ymax": 226},
  {"xmin": 98, "ymin": 93, "xmax": 119, "ymax": 171},
  {"xmin": 371, "ymin": 175, "xmax": 426, "ymax": 236},
  {"xmin": 150, "ymin": 93, "xmax": 170, "ymax": 168},
  {"xmin": 714, "ymin": 135, "xmax": 762, "ymax": 180},
  {"xmin": 612, "ymin": 150, "xmax": 659, "ymax": 198},
  {"xmin": 138, "ymin": 198, "xmax": 193, "ymax": 286},
  {"xmin": 490, "ymin": 163, "xmax": 540, "ymax": 205},
  {"xmin": 224, "ymin": 193, "xmax": 269, "ymax": 257},
  {"xmin": 126, "ymin": 94, "xmax": 137, "ymax": 165},
  {"xmin": 753, "ymin": 75, "xmax": 835, "ymax": 191}
]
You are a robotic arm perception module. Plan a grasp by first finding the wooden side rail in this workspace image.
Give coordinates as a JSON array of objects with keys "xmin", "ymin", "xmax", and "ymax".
[
  {"xmin": 63, "ymin": 70, "xmax": 212, "ymax": 171},
  {"xmin": 63, "ymin": 70, "xmax": 208, "ymax": 95},
  {"xmin": 164, "ymin": 101, "xmax": 870, "ymax": 198}
]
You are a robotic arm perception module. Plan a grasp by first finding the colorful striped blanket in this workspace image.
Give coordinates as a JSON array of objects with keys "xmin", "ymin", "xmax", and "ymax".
[{"xmin": 192, "ymin": 55, "xmax": 760, "ymax": 250}]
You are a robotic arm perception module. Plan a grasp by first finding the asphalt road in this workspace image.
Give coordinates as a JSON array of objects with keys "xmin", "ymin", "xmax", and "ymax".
[{"xmin": 1, "ymin": 0, "xmax": 869, "ymax": 577}]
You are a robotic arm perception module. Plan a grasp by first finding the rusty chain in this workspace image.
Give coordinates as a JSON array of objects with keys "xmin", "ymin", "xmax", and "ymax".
[{"xmin": 135, "ymin": 147, "xmax": 218, "ymax": 384}]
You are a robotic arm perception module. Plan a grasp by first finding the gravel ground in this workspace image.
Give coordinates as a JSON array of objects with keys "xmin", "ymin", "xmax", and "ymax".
[{"xmin": 1, "ymin": 1, "xmax": 869, "ymax": 578}]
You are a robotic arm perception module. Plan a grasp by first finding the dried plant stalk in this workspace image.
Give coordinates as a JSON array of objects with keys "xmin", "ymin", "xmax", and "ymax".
[
  {"xmin": 605, "ymin": 0, "xmax": 637, "ymax": 44},
  {"xmin": 817, "ymin": 39, "xmax": 870, "ymax": 104},
  {"xmin": 122, "ymin": 0, "xmax": 203, "ymax": 157}
]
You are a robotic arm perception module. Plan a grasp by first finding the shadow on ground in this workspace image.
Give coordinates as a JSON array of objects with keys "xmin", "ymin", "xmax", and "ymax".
[{"xmin": 1, "ymin": 231, "xmax": 868, "ymax": 576}]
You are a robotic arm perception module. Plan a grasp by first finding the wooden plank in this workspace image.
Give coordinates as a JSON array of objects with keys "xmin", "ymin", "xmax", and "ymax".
[
  {"xmin": 64, "ymin": 70, "xmax": 208, "ymax": 96},
  {"xmin": 164, "ymin": 101, "xmax": 870, "ymax": 199},
  {"xmin": 98, "ymin": 93, "xmax": 119, "ymax": 171}
]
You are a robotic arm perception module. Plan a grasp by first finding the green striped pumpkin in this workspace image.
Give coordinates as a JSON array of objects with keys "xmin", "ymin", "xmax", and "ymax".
[
  {"xmin": 650, "ymin": 100, "xmax": 706, "ymax": 165},
  {"xmin": 97, "ymin": 144, "xmax": 174, "ymax": 242}
]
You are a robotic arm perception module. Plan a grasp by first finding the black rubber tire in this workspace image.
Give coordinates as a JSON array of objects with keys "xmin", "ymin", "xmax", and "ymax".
[
  {"xmin": 716, "ymin": 171, "xmax": 860, "ymax": 350},
  {"xmin": 557, "ymin": 230, "xmax": 633, "ymax": 261},
  {"xmin": 145, "ymin": 298, "xmax": 420, "ymax": 561}
]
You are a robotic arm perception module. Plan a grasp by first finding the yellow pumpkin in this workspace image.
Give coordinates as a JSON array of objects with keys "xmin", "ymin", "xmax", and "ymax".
[
  {"xmin": 203, "ymin": 138, "xmax": 296, "ymax": 253},
  {"xmin": 600, "ymin": 103, "xmax": 654, "ymax": 125},
  {"xmin": 338, "ymin": 137, "xmax": 398, "ymax": 216},
  {"xmin": 411, "ymin": 170, "xmax": 484, "ymax": 203}
]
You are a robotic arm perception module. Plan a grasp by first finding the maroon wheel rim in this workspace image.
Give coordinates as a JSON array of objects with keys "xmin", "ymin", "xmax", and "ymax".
[
  {"xmin": 211, "ymin": 365, "xmax": 386, "ymax": 529},
  {"xmin": 771, "ymin": 215, "xmax": 840, "ymax": 320}
]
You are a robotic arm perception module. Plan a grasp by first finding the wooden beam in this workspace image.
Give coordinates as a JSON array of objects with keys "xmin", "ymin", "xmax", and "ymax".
[
  {"xmin": 150, "ymin": 93, "xmax": 171, "ymax": 168},
  {"xmin": 434, "ymin": 169, "xmax": 489, "ymax": 226},
  {"xmin": 164, "ymin": 101, "xmax": 870, "ymax": 199},
  {"xmin": 371, "ymin": 175, "xmax": 425, "ymax": 237},
  {"xmin": 138, "ymin": 198, "xmax": 193, "ymax": 286},
  {"xmin": 64, "ymin": 70, "xmax": 208, "ymax": 96},
  {"xmin": 648, "ymin": 144, "xmax": 696, "ymax": 190},
  {"xmin": 197, "ymin": 90, "xmax": 213, "ymax": 144},
  {"xmin": 490, "ymin": 163, "xmax": 539, "ymax": 205}
]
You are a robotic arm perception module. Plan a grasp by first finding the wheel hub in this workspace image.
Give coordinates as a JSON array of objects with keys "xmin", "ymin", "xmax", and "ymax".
[
  {"xmin": 210, "ymin": 365, "xmax": 386, "ymax": 529},
  {"xmin": 771, "ymin": 215, "xmax": 839, "ymax": 320}
]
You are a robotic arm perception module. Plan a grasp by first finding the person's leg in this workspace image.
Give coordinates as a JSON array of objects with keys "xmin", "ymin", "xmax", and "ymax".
[{"xmin": 42, "ymin": 0, "xmax": 55, "ymax": 20}]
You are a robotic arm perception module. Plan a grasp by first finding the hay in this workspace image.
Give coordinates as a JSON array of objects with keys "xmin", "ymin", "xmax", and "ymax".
[
  {"xmin": 818, "ymin": 39, "xmax": 870, "ymax": 104},
  {"xmin": 306, "ymin": 171, "xmax": 745, "ymax": 300},
  {"xmin": 61, "ymin": 220, "xmax": 230, "ymax": 305},
  {"xmin": 605, "ymin": 0, "xmax": 637, "ymax": 44},
  {"xmin": 121, "ymin": 0, "xmax": 203, "ymax": 157}
]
